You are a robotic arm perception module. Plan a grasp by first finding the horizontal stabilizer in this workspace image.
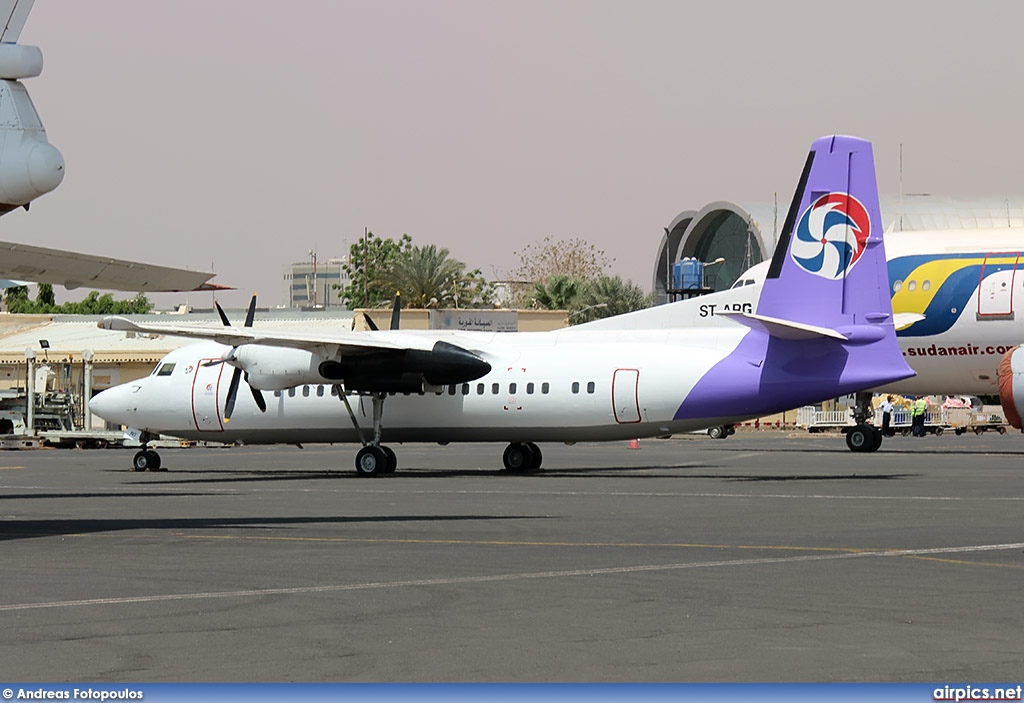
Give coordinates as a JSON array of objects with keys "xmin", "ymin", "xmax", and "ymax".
[{"xmin": 719, "ymin": 311, "xmax": 848, "ymax": 341}]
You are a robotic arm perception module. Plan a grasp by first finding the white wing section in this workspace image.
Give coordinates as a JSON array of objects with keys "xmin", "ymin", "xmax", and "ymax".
[
  {"xmin": 0, "ymin": 240, "xmax": 221, "ymax": 291},
  {"xmin": 98, "ymin": 316, "xmax": 411, "ymax": 355}
]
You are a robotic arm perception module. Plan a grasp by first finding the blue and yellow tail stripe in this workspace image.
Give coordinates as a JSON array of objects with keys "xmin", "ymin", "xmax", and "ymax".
[{"xmin": 888, "ymin": 253, "xmax": 1020, "ymax": 337}]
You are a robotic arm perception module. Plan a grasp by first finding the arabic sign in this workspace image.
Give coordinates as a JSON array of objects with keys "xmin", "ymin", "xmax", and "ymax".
[{"xmin": 429, "ymin": 310, "xmax": 518, "ymax": 332}]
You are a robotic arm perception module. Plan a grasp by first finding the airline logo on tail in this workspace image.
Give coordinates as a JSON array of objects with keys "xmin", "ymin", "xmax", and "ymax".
[{"xmin": 792, "ymin": 193, "xmax": 871, "ymax": 279}]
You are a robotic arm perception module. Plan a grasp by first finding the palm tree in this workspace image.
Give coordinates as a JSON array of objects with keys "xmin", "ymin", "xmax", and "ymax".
[
  {"xmin": 387, "ymin": 244, "xmax": 490, "ymax": 308},
  {"xmin": 532, "ymin": 274, "xmax": 582, "ymax": 310},
  {"xmin": 570, "ymin": 275, "xmax": 654, "ymax": 323}
]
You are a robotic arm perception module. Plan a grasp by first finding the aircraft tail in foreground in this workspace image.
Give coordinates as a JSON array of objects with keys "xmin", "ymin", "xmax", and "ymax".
[{"xmin": 676, "ymin": 135, "xmax": 914, "ymax": 420}]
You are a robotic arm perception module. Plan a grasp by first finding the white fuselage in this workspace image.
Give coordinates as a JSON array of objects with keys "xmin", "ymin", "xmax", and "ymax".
[{"xmin": 94, "ymin": 327, "xmax": 755, "ymax": 444}]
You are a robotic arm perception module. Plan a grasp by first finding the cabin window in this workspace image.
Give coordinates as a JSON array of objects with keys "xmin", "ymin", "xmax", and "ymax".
[
  {"xmin": 302, "ymin": 386, "xmax": 310, "ymax": 397},
  {"xmin": 907, "ymin": 280, "xmax": 917, "ymax": 292},
  {"xmin": 330, "ymin": 385, "xmax": 339, "ymax": 396},
  {"xmin": 893, "ymin": 280, "xmax": 903, "ymax": 292},
  {"xmin": 476, "ymin": 383, "xmax": 484, "ymax": 395},
  {"xmin": 922, "ymin": 280, "xmax": 931, "ymax": 292},
  {"xmin": 587, "ymin": 381, "xmax": 595, "ymax": 394},
  {"xmin": 274, "ymin": 390, "xmax": 282, "ymax": 398},
  {"xmin": 462, "ymin": 383, "xmax": 470, "ymax": 395},
  {"xmin": 316, "ymin": 385, "xmax": 325, "ymax": 397},
  {"xmin": 542, "ymin": 382, "xmax": 550, "ymax": 394},
  {"xmin": 571, "ymin": 381, "xmax": 580, "ymax": 394},
  {"xmin": 509, "ymin": 383, "xmax": 517, "ymax": 394},
  {"xmin": 156, "ymin": 363, "xmax": 175, "ymax": 377},
  {"xmin": 526, "ymin": 382, "xmax": 535, "ymax": 394},
  {"xmin": 288, "ymin": 388, "xmax": 296, "ymax": 398},
  {"xmin": 491, "ymin": 383, "xmax": 500, "ymax": 394},
  {"xmin": 448, "ymin": 385, "xmax": 457, "ymax": 396}
]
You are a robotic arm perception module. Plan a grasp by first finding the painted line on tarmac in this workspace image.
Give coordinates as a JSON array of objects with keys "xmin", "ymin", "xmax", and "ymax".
[{"xmin": 1, "ymin": 541, "xmax": 1021, "ymax": 613}]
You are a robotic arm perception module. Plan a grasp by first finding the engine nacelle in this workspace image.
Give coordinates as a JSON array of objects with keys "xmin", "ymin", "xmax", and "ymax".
[
  {"xmin": 0, "ymin": 44, "xmax": 42, "ymax": 80},
  {"xmin": 0, "ymin": 80, "xmax": 64, "ymax": 210},
  {"xmin": 226, "ymin": 340, "xmax": 491, "ymax": 395},
  {"xmin": 318, "ymin": 340, "xmax": 491, "ymax": 393},
  {"xmin": 997, "ymin": 346, "xmax": 1024, "ymax": 430},
  {"xmin": 231, "ymin": 345, "xmax": 325, "ymax": 391}
]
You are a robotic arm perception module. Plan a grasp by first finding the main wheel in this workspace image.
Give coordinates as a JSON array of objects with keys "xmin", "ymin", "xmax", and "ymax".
[
  {"xmin": 381, "ymin": 445, "xmax": 398, "ymax": 473},
  {"xmin": 845, "ymin": 425, "xmax": 879, "ymax": 453},
  {"xmin": 355, "ymin": 446, "xmax": 387, "ymax": 477},
  {"xmin": 707, "ymin": 426, "xmax": 724, "ymax": 440},
  {"xmin": 132, "ymin": 450, "xmax": 151, "ymax": 472},
  {"xmin": 503, "ymin": 443, "xmax": 532, "ymax": 472},
  {"xmin": 145, "ymin": 450, "xmax": 162, "ymax": 471},
  {"xmin": 525, "ymin": 442, "xmax": 543, "ymax": 470}
]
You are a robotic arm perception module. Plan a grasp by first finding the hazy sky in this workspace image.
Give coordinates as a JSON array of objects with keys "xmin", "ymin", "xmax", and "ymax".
[{"xmin": 8, "ymin": 1, "xmax": 1024, "ymax": 308}]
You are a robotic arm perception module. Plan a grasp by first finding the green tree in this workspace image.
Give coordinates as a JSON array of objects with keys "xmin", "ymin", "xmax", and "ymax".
[
  {"xmin": 36, "ymin": 283, "xmax": 55, "ymax": 308},
  {"xmin": 3, "ymin": 287, "xmax": 152, "ymax": 314},
  {"xmin": 3, "ymin": 285, "xmax": 30, "ymax": 312},
  {"xmin": 337, "ymin": 232, "xmax": 413, "ymax": 308},
  {"xmin": 569, "ymin": 275, "xmax": 655, "ymax": 324},
  {"xmin": 531, "ymin": 274, "xmax": 582, "ymax": 311},
  {"xmin": 387, "ymin": 244, "xmax": 493, "ymax": 308}
]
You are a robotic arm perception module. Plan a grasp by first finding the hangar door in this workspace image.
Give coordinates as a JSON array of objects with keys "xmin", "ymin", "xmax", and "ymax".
[{"xmin": 612, "ymin": 368, "xmax": 641, "ymax": 424}]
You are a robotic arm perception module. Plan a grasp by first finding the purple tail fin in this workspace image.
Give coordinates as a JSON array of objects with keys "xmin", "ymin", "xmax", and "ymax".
[{"xmin": 758, "ymin": 135, "xmax": 890, "ymax": 330}]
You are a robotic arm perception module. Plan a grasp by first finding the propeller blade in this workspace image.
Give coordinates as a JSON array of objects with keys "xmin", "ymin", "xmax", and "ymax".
[
  {"xmin": 214, "ymin": 301, "xmax": 231, "ymax": 327},
  {"xmin": 390, "ymin": 292, "xmax": 402, "ymax": 331},
  {"xmin": 202, "ymin": 359, "xmax": 224, "ymax": 368},
  {"xmin": 223, "ymin": 367, "xmax": 242, "ymax": 422},
  {"xmin": 250, "ymin": 384, "xmax": 267, "ymax": 413},
  {"xmin": 243, "ymin": 293, "xmax": 257, "ymax": 327},
  {"xmin": 364, "ymin": 313, "xmax": 379, "ymax": 331}
]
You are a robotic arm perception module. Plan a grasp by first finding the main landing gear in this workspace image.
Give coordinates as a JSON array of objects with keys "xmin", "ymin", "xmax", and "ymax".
[
  {"xmin": 131, "ymin": 447, "xmax": 163, "ymax": 471},
  {"xmin": 502, "ymin": 442, "xmax": 543, "ymax": 472},
  {"xmin": 843, "ymin": 391, "xmax": 883, "ymax": 453},
  {"xmin": 338, "ymin": 386, "xmax": 545, "ymax": 476},
  {"xmin": 339, "ymin": 389, "xmax": 398, "ymax": 477}
]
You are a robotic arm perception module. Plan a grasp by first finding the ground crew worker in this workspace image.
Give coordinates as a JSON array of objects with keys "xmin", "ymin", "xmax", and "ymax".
[
  {"xmin": 911, "ymin": 396, "xmax": 928, "ymax": 436},
  {"xmin": 880, "ymin": 395, "xmax": 895, "ymax": 436}
]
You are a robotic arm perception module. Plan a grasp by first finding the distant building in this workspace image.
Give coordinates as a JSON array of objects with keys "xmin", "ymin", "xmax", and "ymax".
[
  {"xmin": 283, "ymin": 256, "xmax": 349, "ymax": 309},
  {"xmin": 652, "ymin": 194, "xmax": 1024, "ymax": 303}
]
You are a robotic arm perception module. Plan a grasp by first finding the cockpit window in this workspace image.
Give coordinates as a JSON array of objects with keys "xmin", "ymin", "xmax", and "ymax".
[{"xmin": 156, "ymin": 363, "xmax": 176, "ymax": 377}]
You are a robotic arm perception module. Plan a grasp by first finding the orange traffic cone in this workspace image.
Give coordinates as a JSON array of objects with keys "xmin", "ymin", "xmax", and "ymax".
[{"xmin": 628, "ymin": 438, "xmax": 640, "ymax": 450}]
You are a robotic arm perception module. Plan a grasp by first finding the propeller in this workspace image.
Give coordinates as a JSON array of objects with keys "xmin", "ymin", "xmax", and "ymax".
[
  {"xmin": 363, "ymin": 292, "xmax": 402, "ymax": 332},
  {"xmin": 214, "ymin": 293, "xmax": 267, "ymax": 421}
]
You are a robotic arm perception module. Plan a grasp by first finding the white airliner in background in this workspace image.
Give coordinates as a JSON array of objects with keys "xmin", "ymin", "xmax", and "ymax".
[
  {"xmin": 0, "ymin": 0, "xmax": 221, "ymax": 293},
  {"xmin": 89, "ymin": 135, "xmax": 916, "ymax": 474}
]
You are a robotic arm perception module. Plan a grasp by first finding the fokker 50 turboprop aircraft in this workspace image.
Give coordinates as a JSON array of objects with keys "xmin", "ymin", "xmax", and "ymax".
[{"xmin": 89, "ymin": 135, "xmax": 915, "ymax": 475}]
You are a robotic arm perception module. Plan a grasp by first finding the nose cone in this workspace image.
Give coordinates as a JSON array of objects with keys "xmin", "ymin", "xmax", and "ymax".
[{"xmin": 88, "ymin": 383, "xmax": 138, "ymax": 425}]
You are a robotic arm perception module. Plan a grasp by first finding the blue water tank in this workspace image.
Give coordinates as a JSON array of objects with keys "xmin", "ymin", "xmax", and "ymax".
[{"xmin": 672, "ymin": 258, "xmax": 704, "ymax": 290}]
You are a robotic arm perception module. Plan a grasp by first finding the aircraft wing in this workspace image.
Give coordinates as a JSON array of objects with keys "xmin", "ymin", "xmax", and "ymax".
[
  {"xmin": 0, "ymin": 240, "xmax": 224, "ymax": 292},
  {"xmin": 98, "ymin": 316, "xmax": 410, "ymax": 355}
]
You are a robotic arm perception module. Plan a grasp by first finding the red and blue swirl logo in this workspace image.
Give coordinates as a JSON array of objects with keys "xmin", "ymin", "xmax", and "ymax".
[{"xmin": 791, "ymin": 192, "xmax": 871, "ymax": 279}]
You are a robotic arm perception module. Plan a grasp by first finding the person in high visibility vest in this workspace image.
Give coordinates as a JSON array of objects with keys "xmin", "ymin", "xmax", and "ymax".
[{"xmin": 911, "ymin": 396, "xmax": 928, "ymax": 437}]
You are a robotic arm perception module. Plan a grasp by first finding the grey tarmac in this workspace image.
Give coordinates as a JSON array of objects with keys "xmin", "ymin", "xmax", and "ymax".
[{"xmin": 1, "ymin": 431, "xmax": 1022, "ymax": 682}]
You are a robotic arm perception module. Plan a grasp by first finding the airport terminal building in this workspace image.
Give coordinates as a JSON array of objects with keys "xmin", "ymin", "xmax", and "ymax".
[{"xmin": 653, "ymin": 195, "xmax": 1024, "ymax": 302}]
